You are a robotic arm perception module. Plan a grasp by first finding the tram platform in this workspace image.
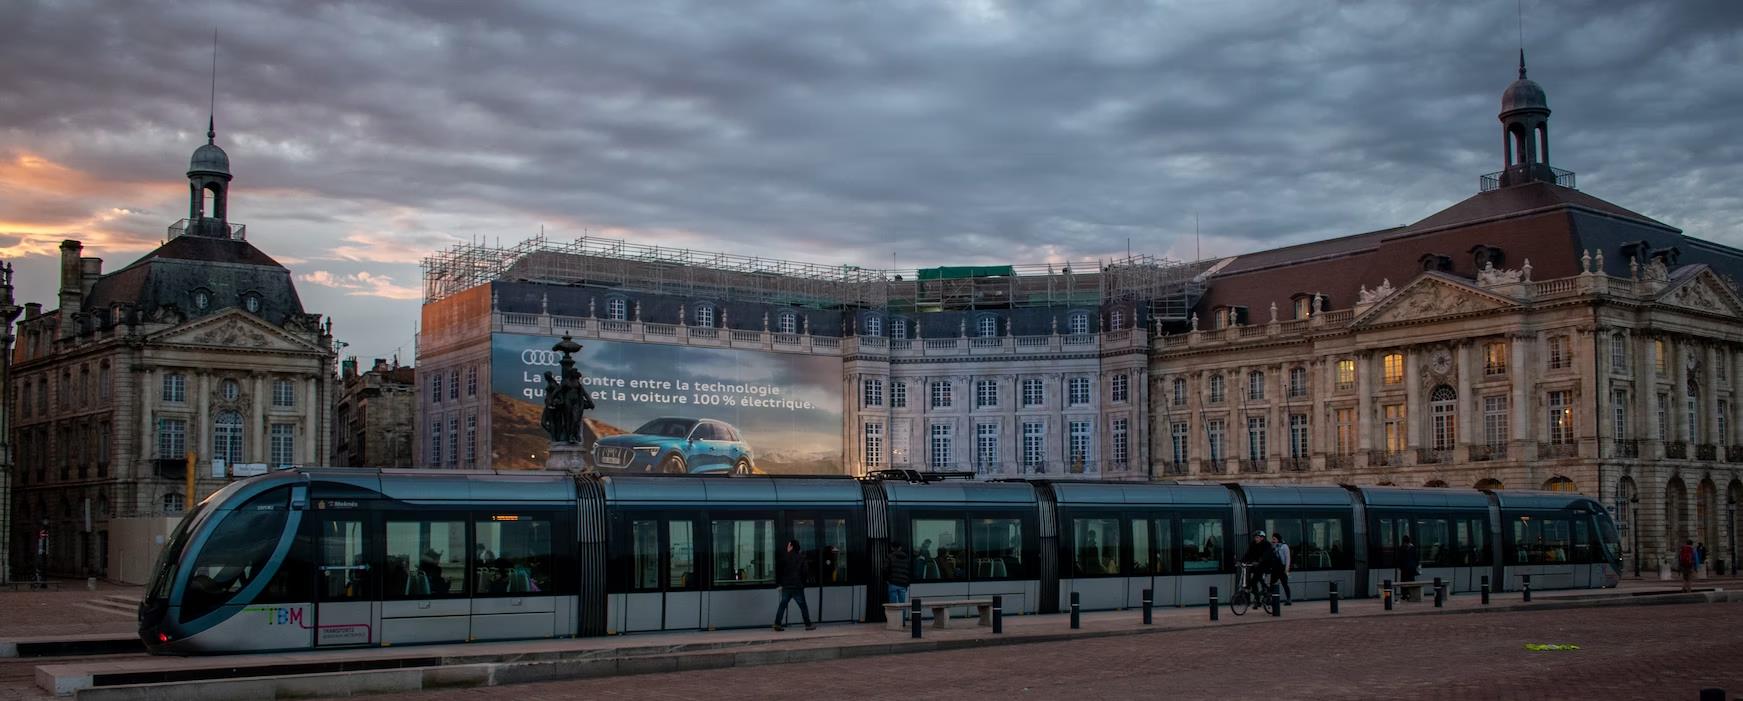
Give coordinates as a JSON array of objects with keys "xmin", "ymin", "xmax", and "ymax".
[{"xmin": 31, "ymin": 582, "xmax": 1741, "ymax": 699}]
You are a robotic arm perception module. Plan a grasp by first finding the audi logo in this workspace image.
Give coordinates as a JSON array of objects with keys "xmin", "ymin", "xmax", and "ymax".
[{"xmin": 520, "ymin": 349, "xmax": 563, "ymax": 366}]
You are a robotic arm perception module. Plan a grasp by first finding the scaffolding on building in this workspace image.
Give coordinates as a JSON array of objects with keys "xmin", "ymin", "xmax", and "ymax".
[{"xmin": 423, "ymin": 235, "xmax": 1210, "ymax": 321}]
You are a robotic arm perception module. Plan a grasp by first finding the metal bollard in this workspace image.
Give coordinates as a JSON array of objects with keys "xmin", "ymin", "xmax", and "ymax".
[
  {"xmin": 1142, "ymin": 588, "xmax": 1153, "ymax": 625},
  {"xmin": 1435, "ymin": 582, "xmax": 1445, "ymax": 608},
  {"xmin": 1070, "ymin": 591, "xmax": 1081, "ymax": 629},
  {"xmin": 911, "ymin": 598, "xmax": 922, "ymax": 639},
  {"xmin": 1383, "ymin": 578, "xmax": 1393, "ymax": 611},
  {"xmin": 1270, "ymin": 582, "xmax": 1282, "ymax": 617},
  {"xmin": 992, "ymin": 595, "xmax": 1003, "ymax": 635},
  {"xmin": 1329, "ymin": 581, "xmax": 1340, "ymax": 614},
  {"xmin": 1209, "ymin": 586, "xmax": 1220, "ymax": 621},
  {"xmin": 1481, "ymin": 575, "xmax": 1490, "ymax": 605},
  {"xmin": 1522, "ymin": 574, "xmax": 1532, "ymax": 603}
]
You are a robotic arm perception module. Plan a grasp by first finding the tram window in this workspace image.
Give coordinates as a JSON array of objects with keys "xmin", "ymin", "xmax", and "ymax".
[
  {"xmin": 671, "ymin": 521, "xmax": 696, "ymax": 589},
  {"xmin": 821, "ymin": 519, "xmax": 848, "ymax": 584},
  {"xmin": 1374, "ymin": 518, "xmax": 1400, "ymax": 567},
  {"xmin": 385, "ymin": 518, "xmax": 468, "ymax": 598},
  {"xmin": 712, "ymin": 519, "xmax": 774, "ymax": 586},
  {"xmin": 474, "ymin": 516, "xmax": 552, "ymax": 595},
  {"xmin": 1181, "ymin": 517, "xmax": 1224, "ymax": 572},
  {"xmin": 971, "ymin": 518, "xmax": 1022, "ymax": 579},
  {"xmin": 1542, "ymin": 519, "xmax": 1572, "ymax": 563},
  {"xmin": 1415, "ymin": 518, "xmax": 1451, "ymax": 567},
  {"xmin": 1299, "ymin": 517, "xmax": 1346, "ymax": 570},
  {"xmin": 1456, "ymin": 519, "xmax": 1489, "ymax": 565},
  {"xmin": 1131, "ymin": 518, "xmax": 1174, "ymax": 575},
  {"xmin": 319, "ymin": 518, "xmax": 368, "ymax": 601},
  {"xmin": 913, "ymin": 518, "xmax": 966, "ymax": 580},
  {"xmin": 179, "ymin": 488, "xmax": 293, "ymax": 622},
  {"xmin": 1154, "ymin": 519, "xmax": 1175, "ymax": 574},
  {"xmin": 1131, "ymin": 520, "xmax": 1150, "ymax": 574},
  {"xmin": 1571, "ymin": 520, "xmax": 1592, "ymax": 564},
  {"xmin": 790, "ymin": 519, "xmax": 819, "ymax": 585},
  {"xmin": 1072, "ymin": 518, "xmax": 1120, "ymax": 577},
  {"xmin": 1262, "ymin": 517, "xmax": 1304, "ymax": 567},
  {"xmin": 630, "ymin": 520, "xmax": 659, "ymax": 590}
]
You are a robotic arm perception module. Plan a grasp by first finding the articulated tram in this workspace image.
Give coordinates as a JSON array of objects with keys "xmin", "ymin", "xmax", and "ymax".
[{"xmin": 140, "ymin": 468, "xmax": 1621, "ymax": 654}]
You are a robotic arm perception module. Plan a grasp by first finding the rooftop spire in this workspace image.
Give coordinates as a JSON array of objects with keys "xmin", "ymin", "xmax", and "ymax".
[
  {"xmin": 1518, "ymin": 49, "xmax": 1527, "ymax": 79},
  {"xmin": 207, "ymin": 29, "xmax": 218, "ymax": 144}
]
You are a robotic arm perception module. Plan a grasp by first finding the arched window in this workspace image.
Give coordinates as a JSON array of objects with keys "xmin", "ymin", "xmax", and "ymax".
[
  {"xmin": 777, "ymin": 312, "xmax": 798, "ymax": 334},
  {"xmin": 605, "ymin": 297, "xmax": 627, "ymax": 321},
  {"xmin": 1109, "ymin": 309, "xmax": 1124, "ymax": 331},
  {"xmin": 1246, "ymin": 371, "xmax": 1265, "ymax": 401},
  {"xmin": 213, "ymin": 410, "xmax": 244, "ymax": 465},
  {"xmin": 1542, "ymin": 476, "xmax": 1577, "ymax": 492},
  {"xmin": 977, "ymin": 315, "xmax": 998, "ymax": 337},
  {"xmin": 1430, "ymin": 385, "xmax": 1456, "ymax": 451},
  {"xmin": 1068, "ymin": 312, "xmax": 1090, "ymax": 335},
  {"xmin": 863, "ymin": 315, "xmax": 881, "ymax": 337},
  {"xmin": 1171, "ymin": 377, "xmax": 1187, "ymax": 406},
  {"xmin": 193, "ymin": 289, "xmax": 211, "ymax": 311},
  {"xmin": 1475, "ymin": 478, "xmax": 1504, "ymax": 491},
  {"xmin": 1208, "ymin": 374, "xmax": 1225, "ymax": 403},
  {"xmin": 694, "ymin": 304, "xmax": 715, "ymax": 328}
]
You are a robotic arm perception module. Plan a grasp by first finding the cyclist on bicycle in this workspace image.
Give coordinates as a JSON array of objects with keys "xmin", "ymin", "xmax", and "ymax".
[{"xmin": 1240, "ymin": 530, "xmax": 1281, "ymax": 595}]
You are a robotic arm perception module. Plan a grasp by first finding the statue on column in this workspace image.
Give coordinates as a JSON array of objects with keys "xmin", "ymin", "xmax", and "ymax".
[{"xmin": 540, "ymin": 335, "xmax": 596, "ymax": 446}]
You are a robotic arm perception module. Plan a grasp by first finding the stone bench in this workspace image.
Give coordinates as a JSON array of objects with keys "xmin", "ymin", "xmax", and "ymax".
[{"xmin": 880, "ymin": 598, "xmax": 995, "ymax": 630}]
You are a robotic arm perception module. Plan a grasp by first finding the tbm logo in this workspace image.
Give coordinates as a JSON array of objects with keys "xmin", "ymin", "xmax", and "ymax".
[{"xmin": 263, "ymin": 607, "xmax": 305, "ymax": 626}]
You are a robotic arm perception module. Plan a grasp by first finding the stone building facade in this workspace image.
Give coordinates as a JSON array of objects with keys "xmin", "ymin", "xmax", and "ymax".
[
  {"xmin": 7, "ymin": 123, "xmax": 337, "ymax": 579},
  {"xmin": 333, "ymin": 358, "xmax": 416, "ymax": 468},
  {"xmin": 1155, "ymin": 57, "xmax": 1743, "ymax": 572}
]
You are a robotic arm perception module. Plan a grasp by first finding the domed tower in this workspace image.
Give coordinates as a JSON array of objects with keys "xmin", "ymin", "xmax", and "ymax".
[
  {"xmin": 185, "ymin": 115, "xmax": 235, "ymax": 237},
  {"xmin": 1498, "ymin": 50, "xmax": 1554, "ymax": 187}
]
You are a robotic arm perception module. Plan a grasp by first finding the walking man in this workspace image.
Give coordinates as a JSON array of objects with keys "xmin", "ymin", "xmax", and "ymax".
[
  {"xmin": 1271, "ymin": 532, "xmax": 1293, "ymax": 606},
  {"xmin": 1679, "ymin": 539, "xmax": 1697, "ymax": 593},
  {"xmin": 774, "ymin": 539, "xmax": 814, "ymax": 631}
]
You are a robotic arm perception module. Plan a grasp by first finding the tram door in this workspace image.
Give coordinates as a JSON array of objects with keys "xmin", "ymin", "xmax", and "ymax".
[
  {"xmin": 624, "ymin": 516, "xmax": 701, "ymax": 632},
  {"xmin": 315, "ymin": 515, "xmax": 376, "ymax": 647},
  {"xmin": 788, "ymin": 515, "xmax": 855, "ymax": 623}
]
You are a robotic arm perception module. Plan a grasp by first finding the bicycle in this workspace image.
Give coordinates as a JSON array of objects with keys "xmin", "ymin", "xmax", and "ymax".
[{"xmin": 1228, "ymin": 562, "xmax": 1278, "ymax": 616}]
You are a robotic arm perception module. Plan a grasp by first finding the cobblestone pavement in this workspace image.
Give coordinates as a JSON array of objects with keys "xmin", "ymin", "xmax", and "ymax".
[
  {"xmin": 0, "ymin": 582, "xmax": 141, "ymax": 638},
  {"xmin": 354, "ymin": 603, "xmax": 1743, "ymax": 701}
]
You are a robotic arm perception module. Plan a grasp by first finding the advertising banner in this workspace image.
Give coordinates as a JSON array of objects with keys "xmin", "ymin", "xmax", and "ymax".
[{"xmin": 490, "ymin": 333, "xmax": 843, "ymax": 474}]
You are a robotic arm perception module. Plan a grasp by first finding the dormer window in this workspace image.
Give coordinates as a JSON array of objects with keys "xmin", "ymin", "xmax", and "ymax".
[
  {"xmin": 605, "ymin": 297, "xmax": 627, "ymax": 321},
  {"xmin": 193, "ymin": 289, "xmax": 211, "ymax": 311},
  {"xmin": 777, "ymin": 311, "xmax": 798, "ymax": 334},
  {"xmin": 977, "ymin": 315, "xmax": 999, "ymax": 337},
  {"xmin": 891, "ymin": 319, "xmax": 908, "ymax": 340},
  {"xmin": 1067, "ymin": 311, "xmax": 1090, "ymax": 335},
  {"xmin": 864, "ymin": 315, "xmax": 882, "ymax": 337},
  {"xmin": 694, "ymin": 304, "xmax": 715, "ymax": 328},
  {"xmin": 243, "ymin": 294, "xmax": 261, "ymax": 314}
]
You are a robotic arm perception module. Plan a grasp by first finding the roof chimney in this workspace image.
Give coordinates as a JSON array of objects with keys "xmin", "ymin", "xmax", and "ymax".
[
  {"xmin": 79, "ymin": 257, "xmax": 103, "ymax": 299},
  {"xmin": 59, "ymin": 240, "xmax": 83, "ymax": 339}
]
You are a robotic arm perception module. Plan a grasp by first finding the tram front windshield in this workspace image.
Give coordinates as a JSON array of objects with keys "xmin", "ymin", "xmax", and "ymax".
[
  {"xmin": 1597, "ymin": 514, "xmax": 1623, "ymax": 567},
  {"xmin": 144, "ymin": 501, "xmax": 209, "ymax": 607},
  {"xmin": 178, "ymin": 487, "xmax": 294, "ymax": 622}
]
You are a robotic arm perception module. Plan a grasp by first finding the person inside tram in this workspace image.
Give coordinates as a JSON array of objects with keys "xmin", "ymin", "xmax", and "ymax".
[
  {"xmin": 1079, "ymin": 531, "xmax": 1102, "ymax": 575},
  {"xmin": 420, "ymin": 548, "xmax": 450, "ymax": 595}
]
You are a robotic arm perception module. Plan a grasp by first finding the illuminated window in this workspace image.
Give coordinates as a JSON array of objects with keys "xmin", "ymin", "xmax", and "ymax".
[
  {"xmin": 1655, "ymin": 340, "xmax": 1668, "ymax": 374},
  {"xmin": 1383, "ymin": 404, "xmax": 1406, "ymax": 454},
  {"xmin": 1334, "ymin": 408, "xmax": 1355, "ymax": 456},
  {"xmin": 1547, "ymin": 391, "xmax": 1574, "ymax": 445},
  {"xmin": 1336, "ymin": 359, "xmax": 1355, "ymax": 390},
  {"xmin": 1383, "ymin": 353, "xmax": 1404, "ymax": 385},
  {"xmin": 1430, "ymin": 386, "xmax": 1456, "ymax": 451},
  {"xmin": 1485, "ymin": 342, "xmax": 1508, "ymax": 376}
]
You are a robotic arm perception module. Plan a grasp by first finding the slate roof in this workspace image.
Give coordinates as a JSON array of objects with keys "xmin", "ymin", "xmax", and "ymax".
[{"xmin": 84, "ymin": 233, "xmax": 306, "ymax": 326}]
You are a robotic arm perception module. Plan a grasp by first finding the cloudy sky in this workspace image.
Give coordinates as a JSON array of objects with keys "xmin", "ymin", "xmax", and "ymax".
[{"xmin": 1, "ymin": 0, "xmax": 1739, "ymax": 360}]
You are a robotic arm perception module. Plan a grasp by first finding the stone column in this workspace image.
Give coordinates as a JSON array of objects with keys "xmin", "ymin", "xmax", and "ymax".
[
  {"xmin": 1578, "ymin": 329, "xmax": 1601, "ymax": 453},
  {"xmin": 250, "ymin": 373, "xmax": 266, "ymax": 463},
  {"xmin": 1705, "ymin": 344, "xmax": 1721, "ymax": 447},
  {"xmin": 304, "ymin": 376, "xmax": 319, "ymax": 466},
  {"xmin": 1671, "ymin": 338, "xmax": 1689, "ymax": 444},
  {"xmin": 1510, "ymin": 334, "xmax": 1532, "ymax": 457},
  {"xmin": 139, "ymin": 368, "xmax": 156, "ymax": 461},
  {"xmin": 1356, "ymin": 352, "xmax": 1373, "ymax": 462},
  {"xmin": 1456, "ymin": 341, "xmax": 1476, "ymax": 448},
  {"xmin": 1404, "ymin": 348, "xmax": 1422, "ymax": 452},
  {"xmin": 1315, "ymin": 357, "xmax": 1332, "ymax": 461},
  {"xmin": 1636, "ymin": 333, "xmax": 1656, "ymax": 449},
  {"xmin": 194, "ymin": 371, "xmax": 210, "ymax": 466}
]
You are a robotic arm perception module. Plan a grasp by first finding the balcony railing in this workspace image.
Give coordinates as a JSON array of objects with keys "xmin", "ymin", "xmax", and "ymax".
[
  {"xmin": 167, "ymin": 217, "xmax": 247, "ymax": 240},
  {"xmin": 1612, "ymin": 439, "xmax": 1640, "ymax": 459},
  {"xmin": 1280, "ymin": 457, "xmax": 1309, "ymax": 472},
  {"xmin": 1696, "ymin": 444, "xmax": 1718, "ymax": 461},
  {"xmin": 1325, "ymin": 454, "xmax": 1353, "ymax": 471},
  {"xmin": 1368, "ymin": 450, "xmax": 1406, "ymax": 467},
  {"xmin": 1416, "ymin": 448, "xmax": 1453, "ymax": 465},
  {"xmin": 1161, "ymin": 461, "xmax": 1189, "ymax": 476},
  {"xmin": 1479, "ymin": 166, "xmax": 1575, "ymax": 192},
  {"xmin": 1665, "ymin": 441, "xmax": 1688, "ymax": 459},
  {"xmin": 1537, "ymin": 442, "xmax": 1578, "ymax": 459},
  {"xmin": 1238, "ymin": 458, "xmax": 1267, "ymax": 474},
  {"xmin": 1468, "ymin": 444, "xmax": 1502, "ymax": 462},
  {"xmin": 1729, "ymin": 445, "xmax": 1743, "ymax": 464}
]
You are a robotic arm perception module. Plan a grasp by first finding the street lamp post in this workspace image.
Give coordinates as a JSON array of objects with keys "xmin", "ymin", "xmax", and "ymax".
[{"xmin": 1630, "ymin": 494, "xmax": 1641, "ymax": 577}]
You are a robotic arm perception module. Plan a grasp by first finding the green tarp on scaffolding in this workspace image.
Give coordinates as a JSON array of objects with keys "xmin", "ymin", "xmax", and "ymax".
[{"xmin": 917, "ymin": 265, "xmax": 1016, "ymax": 280}]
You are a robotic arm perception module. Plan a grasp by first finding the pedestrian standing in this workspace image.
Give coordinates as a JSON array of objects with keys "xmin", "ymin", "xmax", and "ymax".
[
  {"xmin": 1695, "ymin": 542, "xmax": 1707, "ymax": 575},
  {"xmin": 885, "ymin": 542, "xmax": 912, "ymax": 623},
  {"xmin": 1679, "ymin": 539, "xmax": 1697, "ymax": 592},
  {"xmin": 1399, "ymin": 535, "xmax": 1420, "ymax": 587},
  {"xmin": 773, "ymin": 539, "xmax": 814, "ymax": 631},
  {"xmin": 1271, "ymin": 533, "xmax": 1293, "ymax": 605}
]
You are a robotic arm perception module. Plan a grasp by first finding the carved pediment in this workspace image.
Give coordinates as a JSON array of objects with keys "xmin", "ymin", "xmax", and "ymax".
[
  {"xmin": 150, "ymin": 310, "xmax": 326, "ymax": 353},
  {"xmin": 1353, "ymin": 273, "xmax": 1516, "ymax": 328},
  {"xmin": 1658, "ymin": 268, "xmax": 1743, "ymax": 318}
]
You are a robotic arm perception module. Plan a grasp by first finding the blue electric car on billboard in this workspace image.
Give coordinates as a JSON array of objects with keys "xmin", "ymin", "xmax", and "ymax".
[{"xmin": 591, "ymin": 417, "xmax": 756, "ymax": 474}]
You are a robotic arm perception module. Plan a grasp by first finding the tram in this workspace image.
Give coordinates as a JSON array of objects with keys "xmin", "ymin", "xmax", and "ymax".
[{"xmin": 140, "ymin": 467, "xmax": 1621, "ymax": 654}]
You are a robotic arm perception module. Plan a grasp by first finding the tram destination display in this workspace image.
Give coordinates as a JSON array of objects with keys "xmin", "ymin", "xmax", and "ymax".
[{"xmin": 490, "ymin": 332, "xmax": 844, "ymax": 473}]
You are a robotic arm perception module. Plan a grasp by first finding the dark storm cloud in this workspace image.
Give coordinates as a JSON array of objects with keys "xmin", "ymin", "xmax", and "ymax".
[{"xmin": 1, "ymin": 0, "xmax": 1739, "ymax": 359}]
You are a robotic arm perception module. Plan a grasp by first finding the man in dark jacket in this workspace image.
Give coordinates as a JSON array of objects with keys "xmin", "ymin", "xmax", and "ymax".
[
  {"xmin": 885, "ymin": 542, "xmax": 912, "ymax": 605},
  {"xmin": 1240, "ymin": 530, "xmax": 1279, "ymax": 593},
  {"xmin": 1399, "ymin": 535, "xmax": 1421, "ymax": 584},
  {"xmin": 774, "ymin": 539, "xmax": 814, "ymax": 631}
]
